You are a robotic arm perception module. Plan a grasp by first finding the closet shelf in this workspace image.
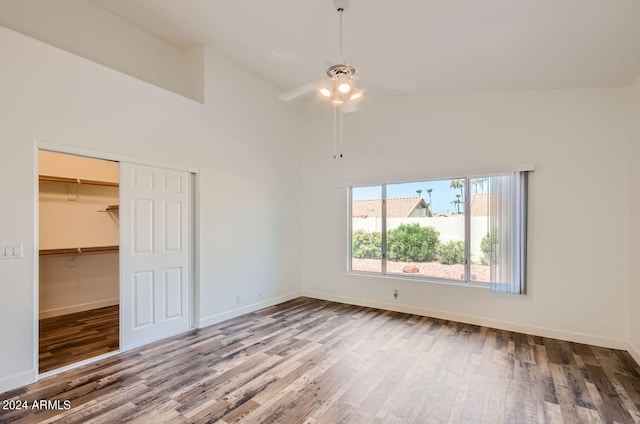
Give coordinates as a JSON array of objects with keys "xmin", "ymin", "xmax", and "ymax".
[
  {"xmin": 39, "ymin": 175, "xmax": 119, "ymax": 188},
  {"xmin": 39, "ymin": 245, "xmax": 119, "ymax": 256}
]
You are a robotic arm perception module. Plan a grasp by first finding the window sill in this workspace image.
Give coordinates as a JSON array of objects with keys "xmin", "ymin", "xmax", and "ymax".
[{"xmin": 347, "ymin": 269, "xmax": 490, "ymax": 289}]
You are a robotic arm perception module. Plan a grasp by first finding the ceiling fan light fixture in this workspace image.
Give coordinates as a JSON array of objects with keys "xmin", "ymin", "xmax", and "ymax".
[
  {"xmin": 350, "ymin": 91, "xmax": 363, "ymax": 101},
  {"xmin": 319, "ymin": 87, "xmax": 332, "ymax": 97},
  {"xmin": 338, "ymin": 82, "xmax": 351, "ymax": 93}
]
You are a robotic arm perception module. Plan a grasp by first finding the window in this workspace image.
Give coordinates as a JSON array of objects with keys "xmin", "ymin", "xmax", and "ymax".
[{"xmin": 349, "ymin": 171, "xmax": 529, "ymax": 294}]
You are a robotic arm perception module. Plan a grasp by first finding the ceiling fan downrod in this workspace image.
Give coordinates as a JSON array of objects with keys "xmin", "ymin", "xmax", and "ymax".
[
  {"xmin": 331, "ymin": 0, "xmax": 351, "ymax": 159},
  {"xmin": 334, "ymin": 0, "xmax": 349, "ymax": 59}
]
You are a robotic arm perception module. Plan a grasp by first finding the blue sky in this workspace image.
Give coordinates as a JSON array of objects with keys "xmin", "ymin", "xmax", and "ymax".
[{"xmin": 352, "ymin": 178, "xmax": 486, "ymax": 214}]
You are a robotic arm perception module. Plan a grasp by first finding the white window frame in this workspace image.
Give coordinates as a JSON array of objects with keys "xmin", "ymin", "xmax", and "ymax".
[{"xmin": 348, "ymin": 171, "xmax": 530, "ymax": 293}]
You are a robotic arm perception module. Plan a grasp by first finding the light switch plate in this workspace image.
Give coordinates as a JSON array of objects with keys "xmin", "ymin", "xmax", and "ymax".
[{"xmin": 0, "ymin": 244, "xmax": 22, "ymax": 259}]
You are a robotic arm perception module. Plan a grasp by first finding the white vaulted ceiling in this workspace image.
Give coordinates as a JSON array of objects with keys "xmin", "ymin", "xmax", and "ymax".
[
  {"xmin": 3, "ymin": 0, "xmax": 640, "ymax": 97},
  {"xmin": 88, "ymin": 0, "xmax": 640, "ymax": 96}
]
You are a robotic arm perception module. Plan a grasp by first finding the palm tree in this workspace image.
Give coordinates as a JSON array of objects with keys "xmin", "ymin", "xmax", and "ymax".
[
  {"xmin": 475, "ymin": 178, "xmax": 488, "ymax": 194},
  {"xmin": 416, "ymin": 189, "xmax": 423, "ymax": 197},
  {"xmin": 450, "ymin": 179, "xmax": 464, "ymax": 201},
  {"xmin": 426, "ymin": 188, "xmax": 433, "ymax": 209},
  {"xmin": 451, "ymin": 199, "xmax": 463, "ymax": 214},
  {"xmin": 472, "ymin": 180, "xmax": 479, "ymax": 194},
  {"xmin": 453, "ymin": 194, "xmax": 463, "ymax": 214}
]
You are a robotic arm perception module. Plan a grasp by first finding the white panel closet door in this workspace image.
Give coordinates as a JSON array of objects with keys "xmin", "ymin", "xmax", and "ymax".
[{"xmin": 120, "ymin": 163, "xmax": 191, "ymax": 351}]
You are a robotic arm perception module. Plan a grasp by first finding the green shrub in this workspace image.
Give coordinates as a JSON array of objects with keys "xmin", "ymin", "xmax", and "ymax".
[
  {"xmin": 352, "ymin": 230, "xmax": 381, "ymax": 259},
  {"xmin": 387, "ymin": 223, "xmax": 439, "ymax": 262},
  {"xmin": 481, "ymin": 229, "xmax": 499, "ymax": 265},
  {"xmin": 439, "ymin": 241, "xmax": 465, "ymax": 265}
]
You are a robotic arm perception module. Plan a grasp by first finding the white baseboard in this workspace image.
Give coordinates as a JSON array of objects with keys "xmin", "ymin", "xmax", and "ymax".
[
  {"xmin": 39, "ymin": 298, "xmax": 119, "ymax": 319},
  {"xmin": 198, "ymin": 291, "xmax": 302, "ymax": 329},
  {"xmin": 0, "ymin": 370, "xmax": 36, "ymax": 395},
  {"xmin": 628, "ymin": 341, "xmax": 640, "ymax": 366},
  {"xmin": 303, "ymin": 291, "xmax": 629, "ymax": 351}
]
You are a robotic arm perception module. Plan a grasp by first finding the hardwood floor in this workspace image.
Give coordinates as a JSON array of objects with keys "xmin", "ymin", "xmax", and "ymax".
[
  {"xmin": 3, "ymin": 298, "xmax": 639, "ymax": 423},
  {"xmin": 39, "ymin": 306, "xmax": 119, "ymax": 373}
]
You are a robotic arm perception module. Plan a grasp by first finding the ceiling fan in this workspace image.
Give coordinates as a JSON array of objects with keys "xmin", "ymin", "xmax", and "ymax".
[{"xmin": 279, "ymin": 0, "xmax": 364, "ymax": 158}]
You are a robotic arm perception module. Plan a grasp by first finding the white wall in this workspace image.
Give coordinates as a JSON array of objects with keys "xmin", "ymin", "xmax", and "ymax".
[
  {"xmin": 0, "ymin": 25, "xmax": 302, "ymax": 392},
  {"xmin": 301, "ymin": 88, "xmax": 632, "ymax": 348},
  {"xmin": 630, "ymin": 75, "xmax": 640, "ymax": 362},
  {"xmin": 184, "ymin": 45, "xmax": 206, "ymax": 103},
  {"xmin": 194, "ymin": 45, "xmax": 303, "ymax": 325},
  {"xmin": 39, "ymin": 183, "xmax": 119, "ymax": 250},
  {"xmin": 39, "ymin": 252, "xmax": 119, "ymax": 318},
  {"xmin": 0, "ymin": 0, "xmax": 186, "ymax": 98}
]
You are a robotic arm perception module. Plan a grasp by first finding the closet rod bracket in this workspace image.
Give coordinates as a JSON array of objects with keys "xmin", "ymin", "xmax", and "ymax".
[{"xmin": 67, "ymin": 182, "xmax": 79, "ymax": 201}]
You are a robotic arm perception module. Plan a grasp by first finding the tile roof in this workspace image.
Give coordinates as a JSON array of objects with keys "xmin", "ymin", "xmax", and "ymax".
[
  {"xmin": 352, "ymin": 194, "xmax": 497, "ymax": 218},
  {"xmin": 352, "ymin": 196, "xmax": 430, "ymax": 218},
  {"xmin": 469, "ymin": 193, "xmax": 498, "ymax": 216}
]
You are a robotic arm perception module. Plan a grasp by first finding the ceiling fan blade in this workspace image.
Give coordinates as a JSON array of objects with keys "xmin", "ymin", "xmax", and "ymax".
[
  {"xmin": 278, "ymin": 81, "xmax": 322, "ymax": 102},
  {"xmin": 361, "ymin": 72, "xmax": 417, "ymax": 93},
  {"xmin": 269, "ymin": 45, "xmax": 309, "ymax": 67},
  {"xmin": 343, "ymin": 101, "xmax": 359, "ymax": 113},
  {"xmin": 378, "ymin": 78, "xmax": 418, "ymax": 93}
]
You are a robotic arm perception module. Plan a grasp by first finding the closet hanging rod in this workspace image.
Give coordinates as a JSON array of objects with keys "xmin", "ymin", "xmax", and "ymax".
[
  {"xmin": 39, "ymin": 245, "xmax": 120, "ymax": 256},
  {"xmin": 39, "ymin": 175, "xmax": 119, "ymax": 187}
]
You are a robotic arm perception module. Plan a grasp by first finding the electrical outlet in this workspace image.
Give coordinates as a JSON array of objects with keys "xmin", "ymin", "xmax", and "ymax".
[
  {"xmin": 235, "ymin": 295, "xmax": 241, "ymax": 304},
  {"xmin": 393, "ymin": 289, "xmax": 398, "ymax": 299}
]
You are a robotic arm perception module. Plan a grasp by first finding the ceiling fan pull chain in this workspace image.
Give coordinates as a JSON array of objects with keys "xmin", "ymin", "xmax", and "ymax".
[
  {"xmin": 333, "ymin": 103, "xmax": 338, "ymax": 159},
  {"xmin": 339, "ymin": 102, "xmax": 344, "ymax": 158}
]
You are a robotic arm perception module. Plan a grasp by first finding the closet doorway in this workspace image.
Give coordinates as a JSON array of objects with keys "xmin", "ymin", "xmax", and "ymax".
[
  {"xmin": 38, "ymin": 151, "xmax": 120, "ymax": 373},
  {"xmin": 38, "ymin": 148, "xmax": 195, "ymax": 374}
]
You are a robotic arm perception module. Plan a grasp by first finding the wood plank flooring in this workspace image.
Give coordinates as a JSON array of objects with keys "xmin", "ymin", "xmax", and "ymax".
[
  {"xmin": 2, "ymin": 297, "xmax": 638, "ymax": 423},
  {"xmin": 39, "ymin": 306, "xmax": 119, "ymax": 373}
]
